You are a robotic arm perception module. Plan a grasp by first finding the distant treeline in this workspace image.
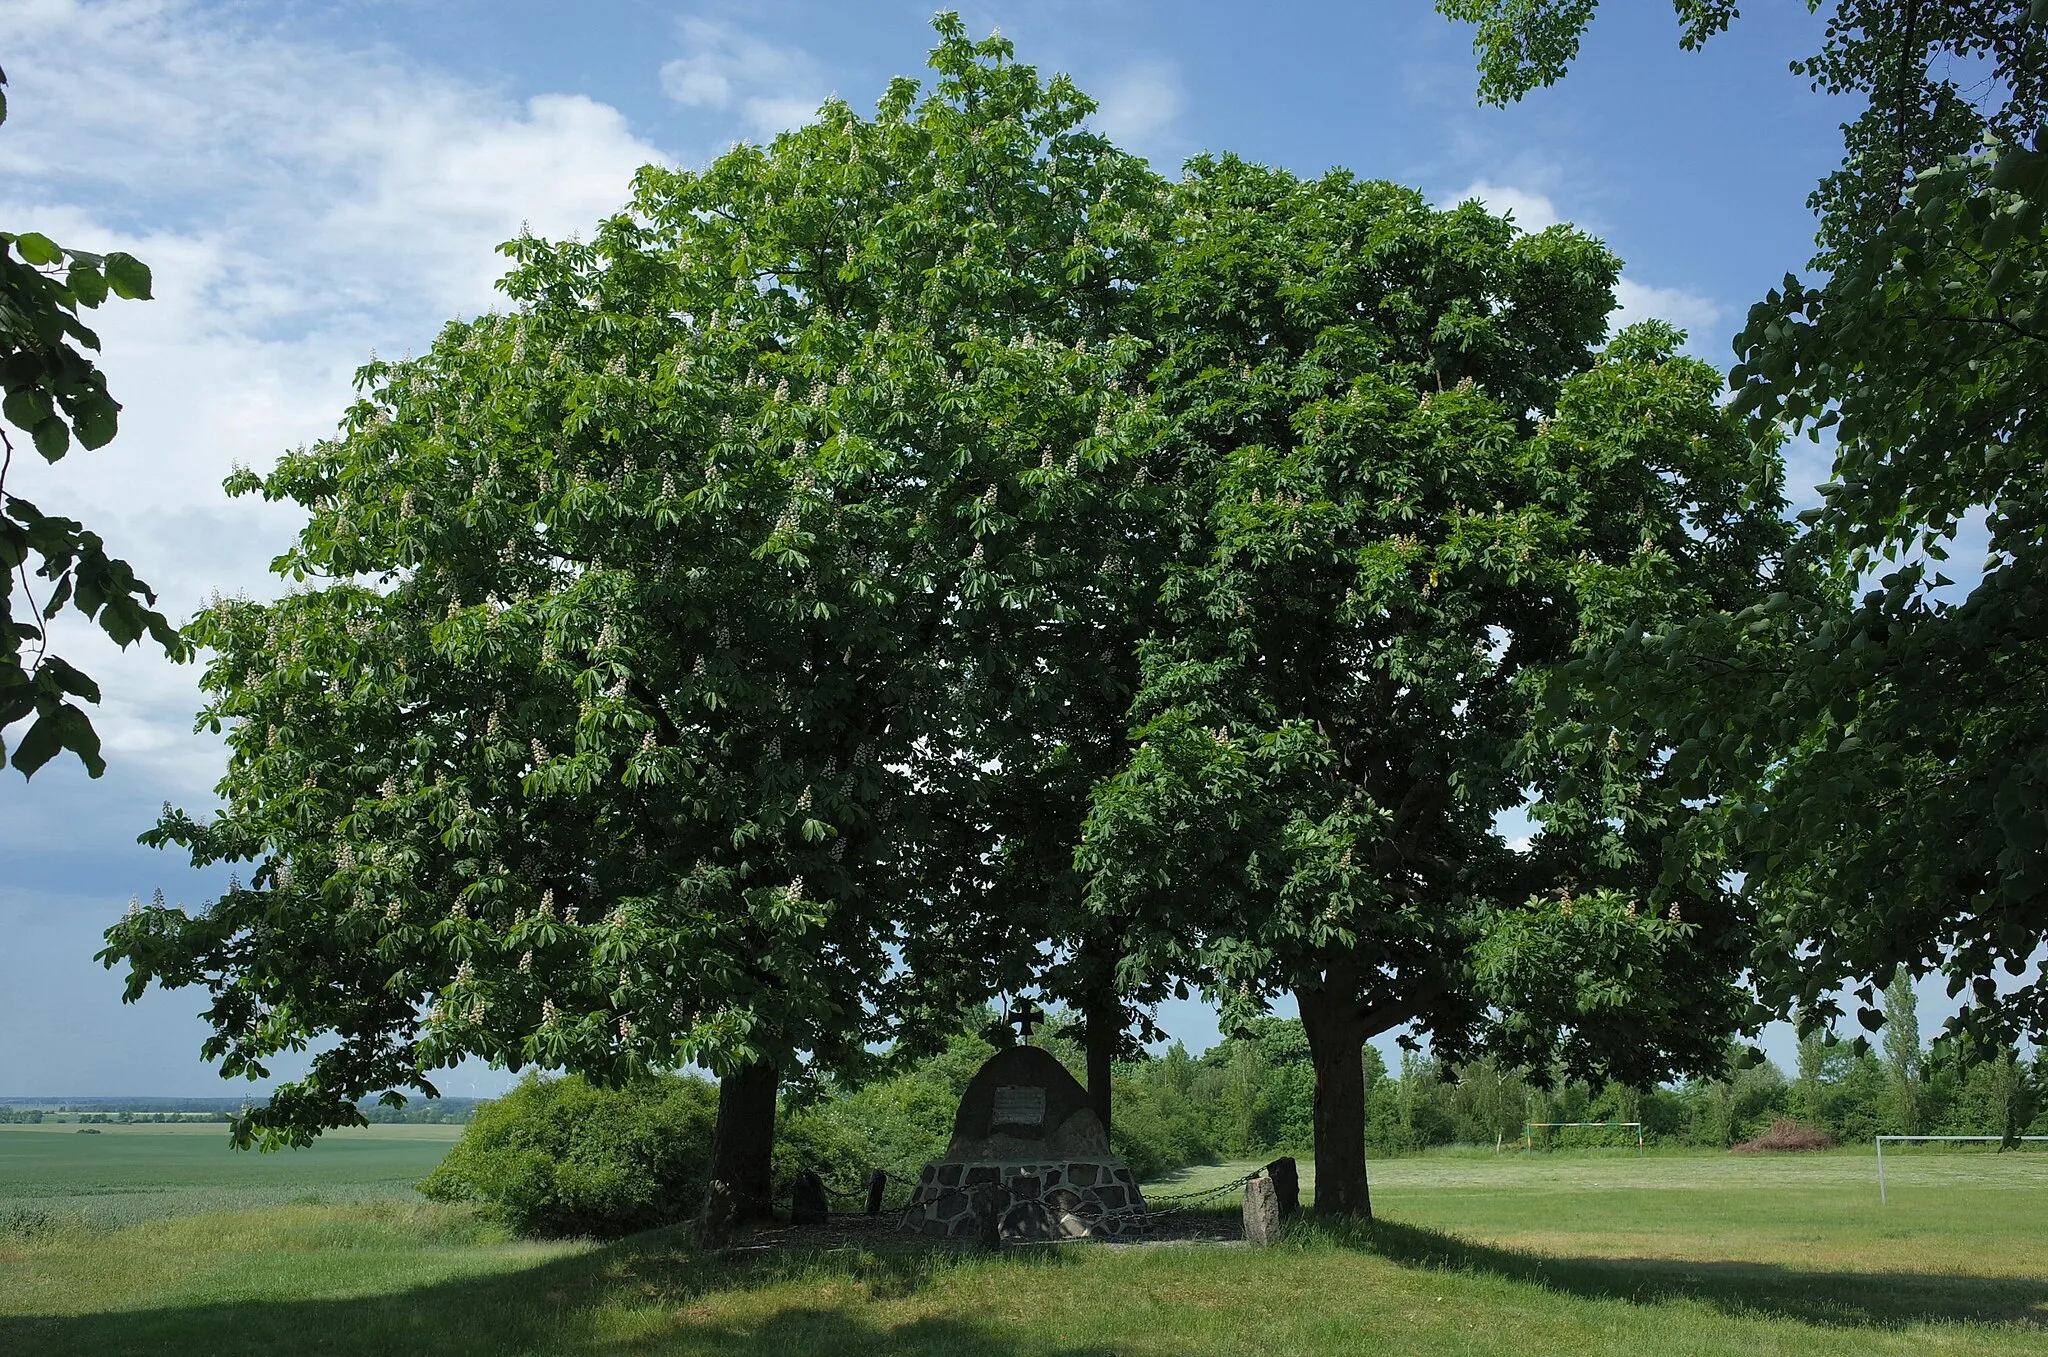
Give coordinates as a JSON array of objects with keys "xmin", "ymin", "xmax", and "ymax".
[
  {"xmin": 1105, "ymin": 1031, "xmax": 2048, "ymax": 1170},
  {"xmin": 801, "ymin": 1008, "xmax": 2042, "ymax": 1180},
  {"xmin": 63, "ymin": 1111, "xmax": 231, "ymax": 1124},
  {"xmin": 356, "ymin": 1099, "xmax": 479, "ymax": 1124},
  {"xmin": 1091, "ymin": 1017, "xmax": 2046, "ymax": 1174},
  {"xmin": 0, "ymin": 1098, "xmax": 479, "ymax": 1125},
  {"xmin": 0, "ymin": 1097, "xmax": 246, "ymax": 1118},
  {"xmin": 762, "ymin": 1010, "xmax": 2046, "ymax": 1187},
  {"xmin": 0, "ymin": 1103, "xmax": 235, "ymax": 1124}
]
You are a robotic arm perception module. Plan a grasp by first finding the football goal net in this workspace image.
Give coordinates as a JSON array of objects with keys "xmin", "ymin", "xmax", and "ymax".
[
  {"xmin": 1522, "ymin": 1121, "xmax": 1644, "ymax": 1152},
  {"xmin": 1875, "ymin": 1135, "xmax": 2048, "ymax": 1203}
]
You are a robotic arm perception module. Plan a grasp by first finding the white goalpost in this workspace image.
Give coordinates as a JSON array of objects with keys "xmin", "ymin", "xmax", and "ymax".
[
  {"xmin": 1522, "ymin": 1121, "xmax": 1644, "ymax": 1152},
  {"xmin": 1874, "ymin": 1135, "xmax": 2048, "ymax": 1203}
]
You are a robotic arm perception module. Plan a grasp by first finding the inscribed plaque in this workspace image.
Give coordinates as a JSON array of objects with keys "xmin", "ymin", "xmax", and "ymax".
[{"xmin": 991, "ymin": 1085, "xmax": 1047, "ymax": 1126}]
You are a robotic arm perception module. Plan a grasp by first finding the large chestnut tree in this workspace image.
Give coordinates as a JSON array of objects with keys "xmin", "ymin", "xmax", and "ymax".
[
  {"xmin": 1078, "ymin": 158, "xmax": 1795, "ymax": 1217},
  {"xmin": 104, "ymin": 22, "xmax": 1166, "ymax": 1216}
]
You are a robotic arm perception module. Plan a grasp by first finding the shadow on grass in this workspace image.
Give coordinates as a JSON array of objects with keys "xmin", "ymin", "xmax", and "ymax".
[
  {"xmin": 16, "ymin": 1207, "xmax": 2044, "ymax": 1354},
  {"xmin": 1138, "ymin": 1162, "xmax": 1233, "ymax": 1191},
  {"xmin": 1323, "ymin": 1216, "xmax": 2048, "ymax": 1329},
  {"xmin": 0, "ymin": 1226, "xmax": 1108, "ymax": 1357}
]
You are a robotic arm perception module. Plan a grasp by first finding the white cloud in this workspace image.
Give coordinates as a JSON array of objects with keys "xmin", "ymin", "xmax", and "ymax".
[
  {"xmin": 1094, "ymin": 60, "xmax": 1187, "ymax": 146},
  {"xmin": 660, "ymin": 18, "xmax": 826, "ymax": 139},
  {"xmin": 0, "ymin": 0, "xmax": 667, "ymax": 795},
  {"xmin": 1447, "ymin": 179, "xmax": 1561, "ymax": 231},
  {"xmin": 1612, "ymin": 277, "xmax": 1723, "ymax": 337},
  {"xmin": 742, "ymin": 94, "xmax": 830, "ymax": 140},
  {"xmin": 1444, "ymin": 181, "xmax": 1724, "ymax": 348}
]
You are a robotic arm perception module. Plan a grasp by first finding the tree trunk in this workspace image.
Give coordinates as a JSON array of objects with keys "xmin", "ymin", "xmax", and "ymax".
[
  {"xmin": 1079, "ymin": 932, "xmax": 1121, "ymax": 1138},
  {"xmin": 1298, "ymin": 986, "xmax": 1372, "ymax": 1220},
  {"xmin": 709, "ymin": 1059, "xmax": 778, "ymax": 1220},
  {"xmin": 1083, "ymin": 987, "xmax": 1119, "ymax": 1138}
]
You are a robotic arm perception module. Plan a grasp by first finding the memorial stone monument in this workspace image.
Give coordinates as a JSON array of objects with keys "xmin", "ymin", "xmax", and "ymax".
[{"xmin": 905, "ymin": 1042, "xmax": 1148, "ymax": 1242}]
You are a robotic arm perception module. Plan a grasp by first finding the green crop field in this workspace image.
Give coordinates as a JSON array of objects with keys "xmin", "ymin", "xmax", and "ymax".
[
  {"xmin": 4, "ymin": 1140, "xmax": 2047, "ymax": 1355},
  {"xmin": 0, "ymin": 1122, "xmax": 464, "ymax": 1228}
]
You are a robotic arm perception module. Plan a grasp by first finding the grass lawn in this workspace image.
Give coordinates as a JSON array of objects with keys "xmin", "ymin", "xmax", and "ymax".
[{"xmin": 4, "ymin": 1142, "xmax": 2047, "ymax": 1355}]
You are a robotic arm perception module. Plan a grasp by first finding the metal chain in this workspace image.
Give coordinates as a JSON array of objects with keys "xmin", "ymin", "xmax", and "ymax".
[
  {"xmin": 1140, "ymin": 1169, "xmax": 1261, "ymax": 1215},
  {"xmin": 788, "ymin": 1164, "xmax": 1260, "ymax": 1223}
]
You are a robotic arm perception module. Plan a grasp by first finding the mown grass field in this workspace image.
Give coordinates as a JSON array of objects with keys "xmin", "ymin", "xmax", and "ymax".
[{"xmin": 3, "ymin": 1130, "xmax": 2046, "ymax": 1355}]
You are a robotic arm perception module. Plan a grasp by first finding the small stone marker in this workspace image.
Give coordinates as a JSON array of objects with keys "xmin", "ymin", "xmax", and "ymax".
[
  {"xmin": 1242, "ymin": 1174, "xmax": 1282, "ymax": 1245},
  {"xmin": 699, "ymin": 1179, "xmax": 742, "ymax": 1247},
  {"xmin": 865, "ymin": 1168, "xmax": 888, "ymax": 1216},
  {"xmin": 790, "ymin": 1168, "xmax": 829, "ymax": 1225},
  {"xmin": 1266, "ymin": 1156, "xmax": 1301, "ymax": 1219}
]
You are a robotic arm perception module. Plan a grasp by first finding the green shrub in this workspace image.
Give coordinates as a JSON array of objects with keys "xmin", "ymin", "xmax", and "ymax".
[
  {"xmin": 1111, "ymin": 1045, "xmax": 1220, "ymax": 1179},
  {"xmin": 773, "ymin": 1032, "xmax": 996, "ymax": 1205},
  {"xmin": 774, "ymin": 1101, "xmax": 878, "ymax": 1197},
  {"xmin": 418, "ymin": 1072, "xmax": 716, "ymax": 1238}
]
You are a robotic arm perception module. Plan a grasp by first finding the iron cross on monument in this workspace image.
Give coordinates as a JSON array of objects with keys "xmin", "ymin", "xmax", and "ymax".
[{"xmin": 1007, "ymin": 997, "xmax": 1045, "ymax": 1038}]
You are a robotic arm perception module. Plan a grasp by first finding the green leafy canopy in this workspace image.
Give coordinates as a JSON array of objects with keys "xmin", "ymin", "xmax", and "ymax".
[
  {"xmin": 104, "ymin": 20, "xmax": 1172, "ymax": 1147},
  {"xmin": 1438, "ymin": 1, "xmax": 2048, "ymax": 1052}
]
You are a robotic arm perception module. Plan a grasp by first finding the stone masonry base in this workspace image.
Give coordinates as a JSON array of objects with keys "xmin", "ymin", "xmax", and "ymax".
[{"xmin": 905, "ymin": 1159, "xmax": 1148, "ymax": 1242}]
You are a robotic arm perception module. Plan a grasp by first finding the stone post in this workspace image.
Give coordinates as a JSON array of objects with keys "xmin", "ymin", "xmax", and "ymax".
[
  {"xmin": 699, "ymin": 1179, "xmax": 742, "ymax": 1247},
  {"xmin": 865, "ymin": 1169, "xmax": 887, "ymax": 1216},
  {"xmin": 1265, "ymin": 1156, "xmax": 1301, "ymax": 1219},
  {"xmin": 791, "ymin": 1169, "xmax": 829, "ymax": 1225},
  {"xmin": 1242, "ymin": 1174, "xmax": 1282, "ymax": 1246}
]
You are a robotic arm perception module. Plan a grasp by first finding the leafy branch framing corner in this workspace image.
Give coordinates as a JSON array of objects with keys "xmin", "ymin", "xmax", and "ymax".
[{"xmin": 0, "ymin": 62, "xmax": 187, "ymax": 778}]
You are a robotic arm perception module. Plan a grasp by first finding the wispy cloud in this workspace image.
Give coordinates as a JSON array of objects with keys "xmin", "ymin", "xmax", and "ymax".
[
  {"xmin": 660, "ymin": 18, "xmax": 827, "ymax": 140},
  {"xmin": 0, "ymin": 0, "xmax": 666, "ymax": 788},
  {"xmin": 1093, "ymin": 59, "xmax": 1187, "ymax": 147},
  {"xmin": 0, "ymin": 0, "xmax": 667, "ymax": 1096},
  {"xmin": 1447, "ymin": 179, "xmax": 1561, "ymax": 231},
  {"xmin": 1612, "ymin": 277, "xmax": 1723, "ymax": 337},
  {"xmin": 1442, "ymin": 180, "xmax": 1722, "ymax": 350}
]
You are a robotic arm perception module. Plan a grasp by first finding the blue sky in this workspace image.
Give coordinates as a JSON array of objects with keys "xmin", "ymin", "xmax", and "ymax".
[{"xmin": 1, "ymin": 0, "xmax": 1861, "ymax": 1096}]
